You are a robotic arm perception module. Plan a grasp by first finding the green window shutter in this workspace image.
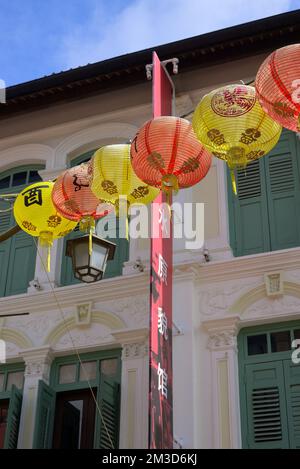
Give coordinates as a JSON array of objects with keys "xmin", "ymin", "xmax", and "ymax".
[
  {"xmin": 95, "ymin": 376, "xmax": 120, "ymax": 449},
  {"xmin": 0, "ymin": 165, "xmax": 44, "ymax": 297},
  {"xmin": 283, "ymin": 360, "xmax": 300, "ymax": 448},
  {"xmin": 33, "ymin": 380, "xmax": 55, "ymax": 449},
  {"xmin": 244, "ymin": 362, "xmax": 289, "ymax": 448},
  {"xmin": 0, "ymin": 208, "xmax": 13, "ymax": 297},
  {"xmin": 60, "ymin": 225, "xmax": 82, "ymax": 286},
  {"xmin": 264, "ymin": 131, "xmax": 300, "ymax": 251},
  {"xmin": 101, "ymin": 216, "xmax": 129, "ymax": 279},
  {"xmin": 3, "ymin": 385, "xmax": 22, "ymax": 449},
  {"xmin": 227, "ymin": 160, "xmax": 270, "ymax": 256},
  {"xmin": 5, "ymin": 229, "xmax": 37, "ymax": 296}
]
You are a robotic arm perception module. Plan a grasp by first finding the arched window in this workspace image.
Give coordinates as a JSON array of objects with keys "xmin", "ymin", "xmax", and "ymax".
[
  {"xmin": 60, "ymin": 151, "xmax": 129, "ymax": 286},
  {"xmin": 0, "ymin": 165, "xmax": 45, "ymax": 297}
]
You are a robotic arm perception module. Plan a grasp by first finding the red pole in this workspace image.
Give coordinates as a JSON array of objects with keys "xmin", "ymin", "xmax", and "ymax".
[{"xmin": 149, "ymin": 52, "xmax": 174, "ymax": 449}]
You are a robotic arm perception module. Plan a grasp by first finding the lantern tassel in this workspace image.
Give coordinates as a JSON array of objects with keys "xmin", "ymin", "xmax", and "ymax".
[
  {"xmin": 161, "ymin": 174, "xmax": 179, "ymax": 208},
  {"xmin": 230, "ymin": 170, "xmax": 237, "ymax": 195},
  {"xmin": 47, "ymin": 245, "xmax": 51, "ymax": 273},
  {"xmin": 39, "ymin": 231, "xmax": 53, "ymax": 273},
  {"xmin": 89, "ymin": 226, "xmax": 92, "ymax": 257}
]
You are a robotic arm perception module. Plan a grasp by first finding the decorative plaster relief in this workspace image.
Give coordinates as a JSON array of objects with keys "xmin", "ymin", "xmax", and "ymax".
[
  {"xmin": 243, "ymin": 294, "xmax": 300, "ymax": 318},
  {"xmin": 75, "ymin": 303, "xmax": 92, "ymax": 326},
  {"xmin": 207, "ymin": 331, "xmax": 237, "ymax": 351},
  {"xmin": 54, "ymin": 323, "xmax": 113, "ymax": 350},
  {"xmin": 5, "ymin": 310, "xmax": 70, "ymax": 346},
  {"xmin": 199, "ymin": 280, "xmax": 260, "ymax": 317},
  {"xmin": 24, "ymin": 361, "xmax": 50, "ymax": 379},
  {"xmin": 5, "ymin": 342, "xmax": 20, "ymax": 357},
  {"xmin": 122, "ymin": 342, "xmax": 148, "ymax": 360},
  {"xmin": 96, "ymin": 295, "xmax": 148, "ymax": 328},
  {"xmin": 264, "ymin": 271, "xmax": 284, "ymax": 297}
]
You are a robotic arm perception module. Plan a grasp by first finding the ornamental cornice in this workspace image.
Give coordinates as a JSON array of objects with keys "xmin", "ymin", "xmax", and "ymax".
[
  {"xmin": 195, "ymin": 247, "xmax": 300, "ymax": 284},
  {"xmin": 0, "ymin": 272, "xmax": 150, "ymax": 316},
  {"xmin": 1, "ymin": 248, "xmax": 300, "ymax": 317}
]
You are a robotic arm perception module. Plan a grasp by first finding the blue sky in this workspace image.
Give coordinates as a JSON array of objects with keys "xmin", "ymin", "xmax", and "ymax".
[{"xmin": 0, "ymin": 0, "xmax": 299, "ymax": 86}]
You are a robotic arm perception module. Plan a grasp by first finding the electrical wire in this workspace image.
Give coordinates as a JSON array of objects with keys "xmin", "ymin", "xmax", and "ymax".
[{"xmin": 32, "ymin": 237, "xmax": 115, "ymax": 449}]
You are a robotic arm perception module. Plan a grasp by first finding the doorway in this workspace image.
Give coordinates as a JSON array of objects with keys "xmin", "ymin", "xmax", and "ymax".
[{"xmin": 52, "ymin": 388, "xmax": 96, "ymax": 449}]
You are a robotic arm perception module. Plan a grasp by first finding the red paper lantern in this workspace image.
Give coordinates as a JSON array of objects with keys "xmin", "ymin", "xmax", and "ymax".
[
  {"xmin": 130, "ymin": 116, "xmax": 212, "ymax": 194},
  {"xmin": 52, "ymin": 163, "xmax": 113, "ymax": 224},
  {"xmin": 256, "ymin": 44, "xmax": 300, "ymax": 132}
]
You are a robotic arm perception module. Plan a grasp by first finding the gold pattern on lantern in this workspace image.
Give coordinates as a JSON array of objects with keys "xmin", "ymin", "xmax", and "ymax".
[
  {"xmin": 101, "ymin": 180, "xmax": 118, "ymax": 195},
  {"xmin": 240, "ymin": 128, "xmax": 261, "ymax": 145},
  {"xmin": 130, "ymin": 186, "xmax": 150, "ymax": 199},
  {"xmin": 147, "ymin": 152, "xmax": 165, "ymax": 170}
]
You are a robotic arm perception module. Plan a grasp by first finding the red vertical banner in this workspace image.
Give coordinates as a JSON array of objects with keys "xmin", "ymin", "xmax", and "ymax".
[{"xmin": 149, "ymin": 52, "xmax": 174, "ymax": 449}]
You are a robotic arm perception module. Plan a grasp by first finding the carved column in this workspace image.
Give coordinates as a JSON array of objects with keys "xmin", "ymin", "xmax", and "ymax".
[
  {"xmin": 112, "ymin": 329, "xmax": 148, "ymax": 449},
  {"xmin": 203, "ymin": 317, "xmax": 241, "ymax": 449},
  {"xmin": 17, "ymin": 346, "xmax": 53, "ymax": 449}
]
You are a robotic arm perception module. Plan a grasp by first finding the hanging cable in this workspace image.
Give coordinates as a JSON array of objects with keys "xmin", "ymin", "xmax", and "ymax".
[{"xmin": 33, "ymin": 237, "xmax": 115, "ymax": 448}]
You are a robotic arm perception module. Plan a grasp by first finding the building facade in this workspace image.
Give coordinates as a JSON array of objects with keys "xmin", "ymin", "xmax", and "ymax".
[{"xmin": 0, "ymin": 11, "xmax": 300, "ymax": 449}]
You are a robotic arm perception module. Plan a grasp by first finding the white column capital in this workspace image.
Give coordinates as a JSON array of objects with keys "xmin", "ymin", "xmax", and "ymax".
[
  {"xmin": 202, "ymin": 316, "xmax": 240, "ymax": 351},
  {"xmin": 19, "ymin": 345, "xmax": 53, "ymax": 382},
  {"xmin": 112, "ymin": 328, "xmax": 148, "ymax": 360},
  {"xmin": 113, "ymin": 328, "xmax": 149, "ymax": 449}
]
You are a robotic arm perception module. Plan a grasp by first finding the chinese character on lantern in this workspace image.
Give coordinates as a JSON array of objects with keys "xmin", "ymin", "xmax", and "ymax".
[
  {"xmin": 158, "ymin": 307, "xmax": 168, "ymax": 340},
  {"xmin": 22, "ymin": 185, "xmax": 48, "ymax": 207},
  {"xmin": 158, "ymin": 254, "xmax": 168, "ymax": 285},
  {"xmin": 157, "ymin": 362, "xmax": 168, "ymax": 399}
]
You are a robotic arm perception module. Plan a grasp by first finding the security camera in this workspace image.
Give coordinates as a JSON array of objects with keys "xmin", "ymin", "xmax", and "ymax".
[
  {"xmin": 30, "ymin": 279, "xmax": 42, "ymax": 291},
  {"xmin": 203, "ymin": 247, "xmax": 210, "ymax": 263},
  {"xmin": 133, "ymin": 257, "xmax": 145, "ymax": 273}
]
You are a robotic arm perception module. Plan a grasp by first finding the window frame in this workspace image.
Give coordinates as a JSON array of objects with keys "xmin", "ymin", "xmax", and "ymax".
[{"xmin": 0, "ymin": 362, "xmax": 25, "ymax": 400}]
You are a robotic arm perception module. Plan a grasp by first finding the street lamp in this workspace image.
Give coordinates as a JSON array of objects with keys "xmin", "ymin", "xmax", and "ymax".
[{"xmin": 66, "ymin": 234, "xmax": 116, "ymax": 283}]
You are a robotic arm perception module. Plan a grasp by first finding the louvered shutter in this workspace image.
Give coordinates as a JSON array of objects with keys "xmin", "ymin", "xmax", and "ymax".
[
  {"xmin": 3, "ymin": 385, "xmax": 22, "ymax": 449},
  {"xmin": 227, "ymin": 160, "xmax": 270, "ymax": 256},
  {"xmin": 283, "ymin": 360, "xmax": 300, "ymax": 448},
  {"xmin": 33, "ymin": 380, "xmax": 56, "ymax": 449},
  {"xmin": 0, "ymin": 203, "xmax": 13, "ymax": 297},
  {"xmin": 60, "ymin": 224, "xmax": 81, "ymax": 286},
  {"xmin": 5, "ymin": 228, "xmax": 37, "ymax": 296},
  {"xmin": 95, "ymin": 376, "xmax": 120, "ymax": 449},
  {"xmin": 264, "ymin": 131, "xmax": 300, "ymax": 251},
  {"xmin": 244, "ymin": 361, "xmax": 289, "ymax": 448},
  {"xmin": 99, "ymin": 215, "xmax": 129, "ymax": 279}
]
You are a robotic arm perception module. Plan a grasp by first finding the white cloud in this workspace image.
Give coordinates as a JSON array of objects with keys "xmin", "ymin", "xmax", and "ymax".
[{"xmin": 58, "ymin": 0, "xmax": 293, "ymax": 69}]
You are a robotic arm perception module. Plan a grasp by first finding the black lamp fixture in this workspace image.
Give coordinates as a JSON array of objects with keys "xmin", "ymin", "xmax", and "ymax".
[{"xmin": 66, "ymin": 234, "xmax": 116, "ymax": 283}]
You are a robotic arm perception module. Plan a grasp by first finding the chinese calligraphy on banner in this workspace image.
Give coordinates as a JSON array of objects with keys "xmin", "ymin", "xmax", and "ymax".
[{"xmin": 149, "ymin": 52, "xmax": 174, "ymax": 449}]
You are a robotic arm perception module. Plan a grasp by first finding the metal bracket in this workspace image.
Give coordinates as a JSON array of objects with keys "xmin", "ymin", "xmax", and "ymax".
[
  {"xmin": 172, "ymin": 320, "xmax": 183, "ymax": 336},
  {"xmin": 145, "ymin": 57, "xmax": 179, "ymax": 81}
]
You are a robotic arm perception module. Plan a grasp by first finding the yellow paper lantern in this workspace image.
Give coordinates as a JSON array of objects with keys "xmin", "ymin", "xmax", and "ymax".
[
  {"xmin": 14, "ymin": 181, "xmax": 77, "ymax": 270},
  {"xmin": 192, "ymin": 84, "xmax": 282, "ymax": 194},
  {"xmin": 89, "ymin": 144, "xmax": 160, "ymax": 213}
]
